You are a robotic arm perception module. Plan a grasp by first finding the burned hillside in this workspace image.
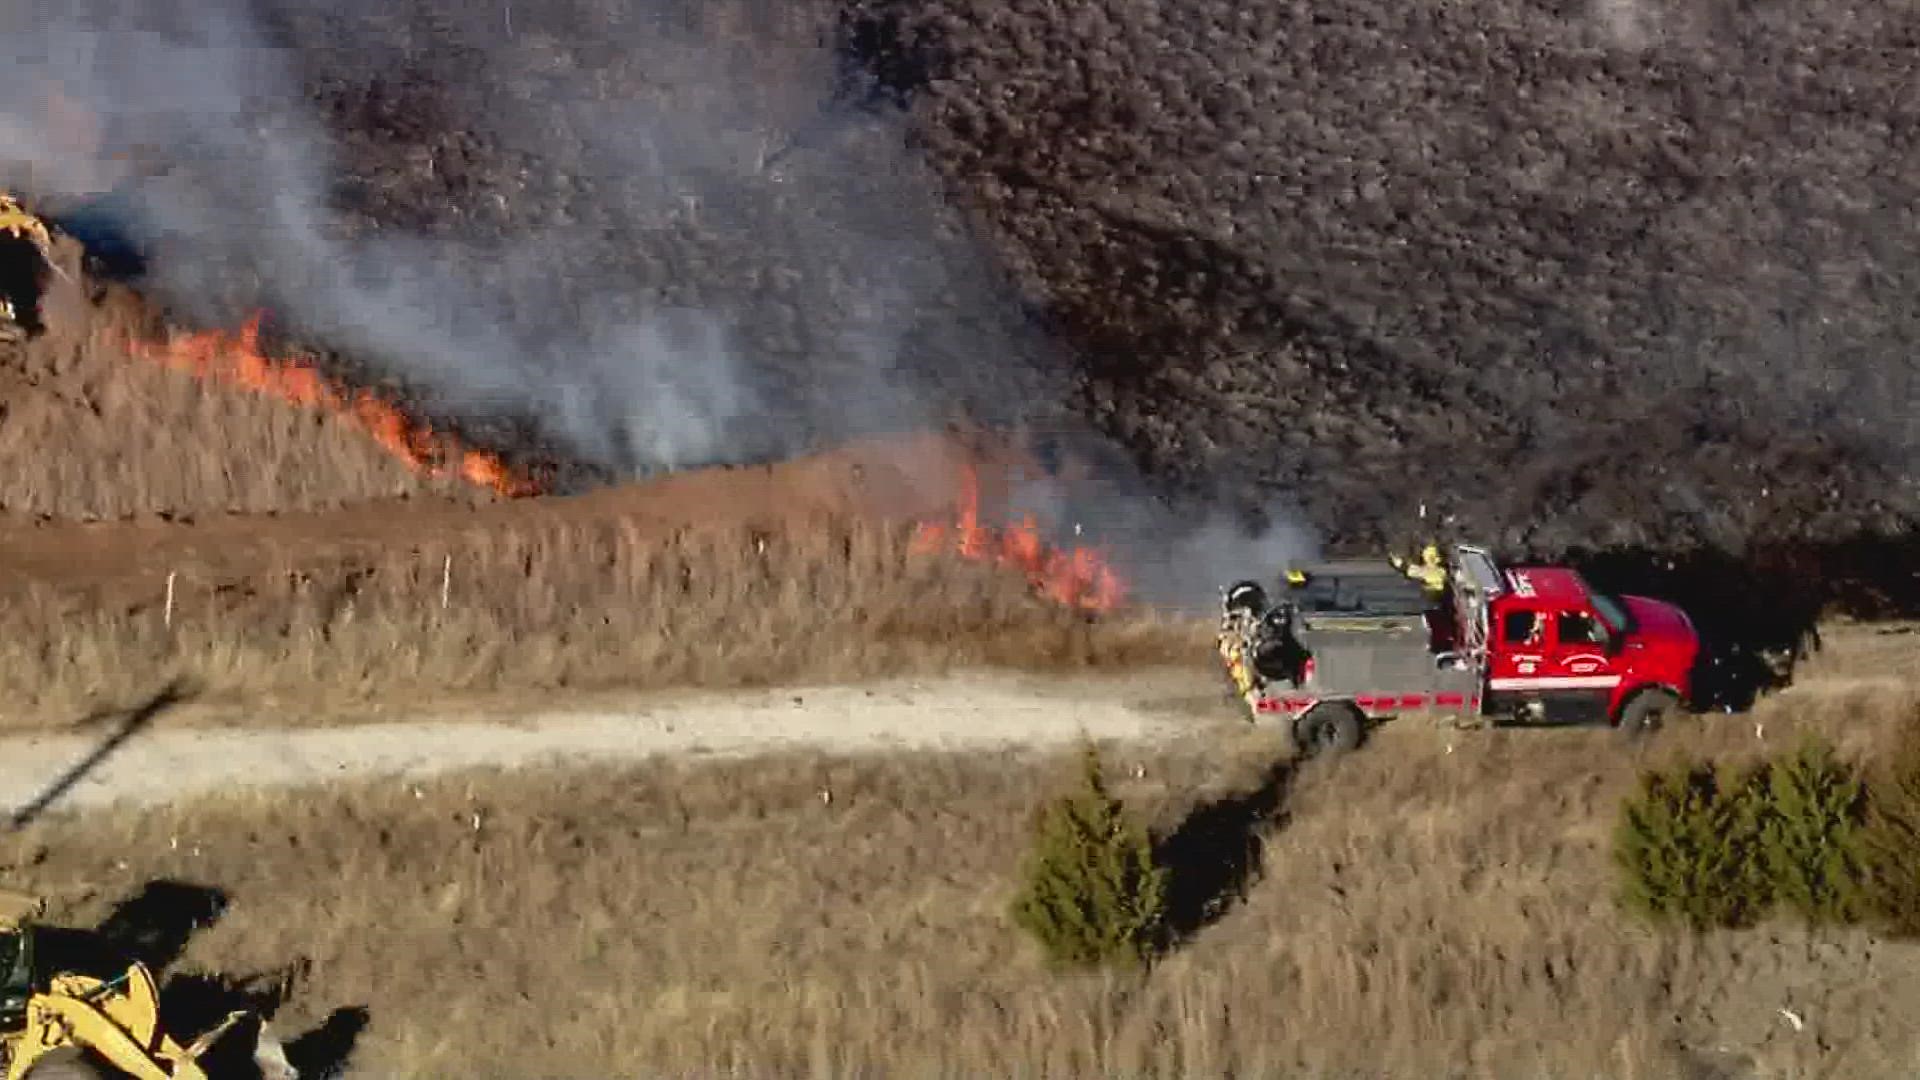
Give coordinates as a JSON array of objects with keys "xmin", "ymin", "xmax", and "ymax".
[
  {"xmin": 6, "ymin": 1, "xmax": 1072, "ymax": 488},
  {"xmin": 4, "ymin": 0, "xmax": 1919, "ymax": 556},
  {"xmin": 844, "ymin": 0, "xmax": 1920, "ymax": 551}
]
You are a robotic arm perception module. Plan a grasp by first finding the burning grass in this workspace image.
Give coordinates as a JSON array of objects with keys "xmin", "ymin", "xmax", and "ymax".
[
  {"xmin": 123, "ymin": 311, "xmax": 542, "ymax": 498},
  {"xmin": 0, "ymin": 251, "xmax": 465, "ymax": 520},
  {"xmin": 10, "ymin": 692, "xmax": 1920, "ymax": 1078},
  {"xmin": 910, "ymin": 461, "xmax": 1126, "ymax": 613},
  {"xmin": 0, "ymin": 513, "xmax": 1206, "ymax": 729}
]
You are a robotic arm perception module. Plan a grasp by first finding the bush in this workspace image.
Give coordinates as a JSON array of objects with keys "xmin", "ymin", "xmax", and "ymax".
[
  {"xmin": 1010, "ymin": 741, "xmax": 1168, "ymax": 968},
  {"xmin": 1615, "ymin": 735, "xmax": 1871, "ymax": 932},
  {"xmin": 1755, "ymin": 736, "xmax": 1866, "ymax": 924},
  {"xmin": 1846, "ymin": 715, "xmax": 1920, "ymax": 936},
  {"xmin": 1613, "ymin": 759, "xmax": 1769, "ymax": 930}
]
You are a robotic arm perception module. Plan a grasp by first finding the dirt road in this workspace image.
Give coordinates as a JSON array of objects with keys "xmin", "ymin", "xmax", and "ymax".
[{"xmin": 0, "ymin": 668, "xmax": 1228, "ymax": 819}]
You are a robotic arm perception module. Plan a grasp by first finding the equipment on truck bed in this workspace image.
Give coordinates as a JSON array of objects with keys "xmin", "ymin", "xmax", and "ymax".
[
  {"xmin": 1219, "ymin": 543, "xmax": 1700, "ymax": 755},
  {"xmin": 0, "ymin": 889, "xmax": 296, "ymax": 1080}
]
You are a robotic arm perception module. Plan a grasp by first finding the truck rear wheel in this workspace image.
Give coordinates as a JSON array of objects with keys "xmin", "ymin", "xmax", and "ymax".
[
  {"xmin": 1617, "ymin": 688, "xmax": 1681, "ymax": 736},
  {"xmin": 1294, "ymin": 703, "xmax": 1364, "ymax": 758}
]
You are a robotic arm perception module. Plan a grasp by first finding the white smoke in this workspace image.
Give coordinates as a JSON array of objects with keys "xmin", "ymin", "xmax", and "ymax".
[
  {"xmin": 0, "ymin": 1, "xmax": 962, "ymax": 474},
  {"xmin": 0, "ymin": 0, "xmax": 1326, "ymax": 595},
  {"xmin": 1001, "ymin": 442, "xmax": 1323, "ymax": 613}
]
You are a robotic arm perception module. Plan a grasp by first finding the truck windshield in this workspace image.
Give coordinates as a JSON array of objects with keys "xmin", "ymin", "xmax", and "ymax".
[{"xmin": 1590, "ymin": 592, "xmax": 1632, "ymax": 634}]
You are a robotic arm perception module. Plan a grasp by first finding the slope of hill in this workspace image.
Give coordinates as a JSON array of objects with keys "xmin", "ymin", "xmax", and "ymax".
[
  {"xmin": 35, "ymin": 0, "xmax": 1896, "ymax": 555},
  {"xmin": 7, "ymin": 1, "xmax": 1918, "ymax": 556},
  {"xmin": 872, "ymin": 0, "xmax": 1920, "ymax": 551},
  {"xmin": 0, "ymin": 236, "xmax": 463, "ymax": 521}
]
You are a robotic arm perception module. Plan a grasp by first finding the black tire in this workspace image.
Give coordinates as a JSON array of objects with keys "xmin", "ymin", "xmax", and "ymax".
[
  {"xmin": 20, "ymin": 1047, "xmax": 116, "ymax": 1079},
  {"xmin": 1617, "ymin": 688, "xmax": 1681, "ymax": 736},
  {"xmin": 1294, "ymin": 703, "xmax": 1365, "ymax": 757}
]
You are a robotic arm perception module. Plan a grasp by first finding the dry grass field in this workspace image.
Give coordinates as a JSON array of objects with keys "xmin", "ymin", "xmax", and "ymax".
[
  {"xmin": 0, "ymin": 513, "xmax": 1205, "ymax": 728},
  {"xmin": 0, "ymin": 240, "xmax": 469, "ymax": 521},
  {"xmin": 8, "ymin": 647, "xmax": 1920, "ymax": 1080},
  {"xmin": 0, "ymin": 234, "xmax": 1196, "ymax": 728},
  {"xmin": 0, "ymin": 278, "xmax": 1195, "ymax": 730},
  {"xmin": 1, "ymin": 6, "xmax": 1916, "ymax": 1073}
]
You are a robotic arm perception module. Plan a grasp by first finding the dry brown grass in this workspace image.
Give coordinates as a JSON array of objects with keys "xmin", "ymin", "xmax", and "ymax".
[
  {"xmin": 7, "ymin": 683, "xmax": 1920, "ymax": 1078},
  {"xmin": 0, "ymin": 513, "xmax": 1207, "ymax": 728},
  {"xmin": 0, "ymin": 261, "xmax": 1203, "ymax": 729},
  {"xmin": 0, "ymin": 240, "xmax": 469, "ymax": 521}
]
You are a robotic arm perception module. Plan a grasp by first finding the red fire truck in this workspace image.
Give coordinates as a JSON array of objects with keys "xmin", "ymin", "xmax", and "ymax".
[{"xmin": 1218, "ymin": 544, "xmax": 1700, "ymax": 754}]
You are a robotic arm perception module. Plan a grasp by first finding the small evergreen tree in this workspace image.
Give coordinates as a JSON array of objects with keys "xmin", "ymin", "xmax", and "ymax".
[
  {"xmin": 1846, "ymin": 716, "xmax": 1920, "ymax": 935},
  {"xmin": 1010, "ymin": 741, "xmax": 1168, "ymax": 968},
  {"xmin": 1614, "ymin": 759, "xmax": 1770, "ymax": 930},
  {"xmin": 1756, "ymin": 736, "xmax": 1866, "ymax": 924}
]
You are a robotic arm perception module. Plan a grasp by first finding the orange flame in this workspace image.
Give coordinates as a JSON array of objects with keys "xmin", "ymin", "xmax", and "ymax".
[
  {"xmin": 911, "ymin": 462, "xmax": 1127, "ymax": 612},
  {"xmin": 126, "ymin": 312, "xmax": 542, "ymax": 497}
]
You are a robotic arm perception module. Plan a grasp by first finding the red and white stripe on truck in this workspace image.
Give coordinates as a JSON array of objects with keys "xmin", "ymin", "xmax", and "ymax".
[
  {"xmin": 1486, "ymin": 674, "xmax": 1622, "ymax": 691},
  {"xmin": 1253, "ymin": 691, "xmax": 1484, "ymax": 718}
]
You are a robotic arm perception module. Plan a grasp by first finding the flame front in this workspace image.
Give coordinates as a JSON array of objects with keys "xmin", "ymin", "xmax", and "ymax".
[
  {"xmin": 125, "ymin": 313, "xmax": 541, "ymax": 498},
  {"xmin": 911, "ymin": 462, "xmax": 1127, "ymax": 613}
]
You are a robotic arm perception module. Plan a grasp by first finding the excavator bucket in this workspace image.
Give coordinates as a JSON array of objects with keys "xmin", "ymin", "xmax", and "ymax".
[
  {"xmin": 3, "ymin": 962, "xmax": 298, "ymax": 1080},
  {"xmin": 0, "ymin": 196, "xmax": 51, "ymax": 260}
]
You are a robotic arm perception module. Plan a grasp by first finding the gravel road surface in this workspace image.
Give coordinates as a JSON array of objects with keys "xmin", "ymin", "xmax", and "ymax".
[{"xmin": 0, "ymin": 669, "xmax": 1226, "ymax": 819}]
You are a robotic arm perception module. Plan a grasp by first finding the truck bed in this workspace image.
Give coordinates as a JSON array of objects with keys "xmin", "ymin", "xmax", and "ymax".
[
  {"xmin": 1251, "ymin": 559, "xmax": 1484, "ymax": 719},
  {"xmin": 1293, "ymin": 626, "xmax": 1476, "ymax": 697}
]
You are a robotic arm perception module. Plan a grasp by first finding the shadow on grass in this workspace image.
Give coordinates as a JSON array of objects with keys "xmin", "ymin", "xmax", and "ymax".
[
  {"xmin": 1153, "ymin": 758, "xmax": 1293, "ymax": 946},
  {"xmin": 34, "ymin": 878, "xmax": 228, "ymax": 980},
  {"xmin": 284, "ymin": 1005, "xmax": 372, "ymax": 1080},
  {"xmin": 1566, "ymin": 533, "xmax": 1920, "ymax": 714},
  {"xmin": 8, "ymin": 678, "xmax": 196, "ymax": 830},
  {"xmin": 163, "ymin": 970, "xmax": 368, "ymax": 1080},
  {"xmin": 34, "ymin": 878, "xmax": 367, "ymax": 1079}
]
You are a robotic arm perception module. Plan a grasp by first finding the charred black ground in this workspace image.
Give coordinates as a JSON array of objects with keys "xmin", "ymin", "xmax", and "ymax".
[
  {"xmin": 853, "ymin": 0, "xmax": 1920, "ymax": 552},
  {"xmin": 19, "ymin": 0, "xmax": 1920, "ymax": 565}
]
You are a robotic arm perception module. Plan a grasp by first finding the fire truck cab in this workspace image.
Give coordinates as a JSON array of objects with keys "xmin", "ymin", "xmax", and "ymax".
[{"xmin": 1470, "ymin": 557, "xmax": 1696, "ymax": 726}]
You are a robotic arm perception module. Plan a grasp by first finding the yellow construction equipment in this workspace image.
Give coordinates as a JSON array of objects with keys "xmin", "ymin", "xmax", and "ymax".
[
  {"xmin": 0, "ymin": 889, "xmax": 296, "ymax": 1080},
  {"xmin": 0, "ymin": 193, "xmax": 55, "ymax": 342},
  {"xmin": 0, "ymin": 197, "xmax": 51, "ymax": 262}
]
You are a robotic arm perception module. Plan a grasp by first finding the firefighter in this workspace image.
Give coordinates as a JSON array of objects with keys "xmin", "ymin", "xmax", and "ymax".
[{"xmin": 1392, "ymin": 541, "xmax": 1448, "ymax": 596}]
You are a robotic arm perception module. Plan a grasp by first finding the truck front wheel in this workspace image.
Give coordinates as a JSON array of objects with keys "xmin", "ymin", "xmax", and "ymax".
[
  {"xmin": 1616, "ymin": 688, "xmax": 1680, "ymax": 736},
  {"xmin": 1294, "ymin": 703, "xmax": 1365, "ymax": 758}
]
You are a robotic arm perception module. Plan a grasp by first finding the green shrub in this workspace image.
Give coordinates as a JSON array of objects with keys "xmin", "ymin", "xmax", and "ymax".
[
  {"xmin": 1755, "ymin": 736, "xmax": 1866, "ymax": 924},
  {"xmin": 1613, "ymin": 759, "xmax": 1769, "ymax": 930},
  {"xmin": 1846, "ymin": 717, "xmax": 1920, "ymax": 936},
  {"xmin": 1010, "ymin": 741, "xmax": 1168, "ymax": 968}
]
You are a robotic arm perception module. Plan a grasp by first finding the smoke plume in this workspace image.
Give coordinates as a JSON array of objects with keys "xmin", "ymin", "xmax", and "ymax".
[
  {"xmin": 0, "ymin": 0, "xmax": 1324, "ymax": 592},
  {"xmin": 0, "ymin": 0, "xmax": 1043, "ymax": 473}
]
